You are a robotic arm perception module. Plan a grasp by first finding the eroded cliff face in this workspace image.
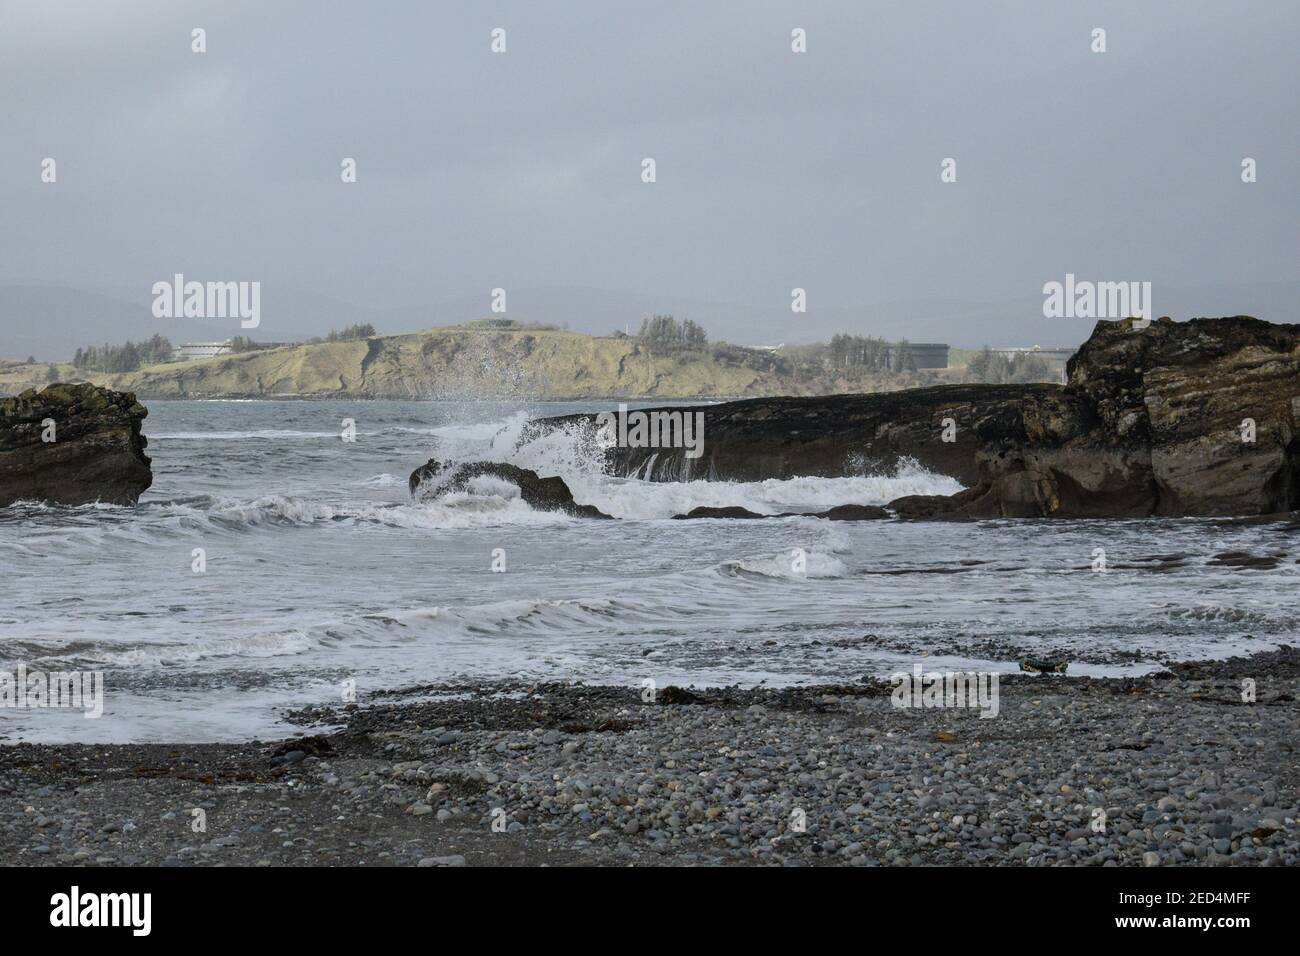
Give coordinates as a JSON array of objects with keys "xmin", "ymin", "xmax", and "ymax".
[
  {"xmin": 51, "ymin": 326, "xmax": 955, "ymax": 401},
  {"xmin": 0, "ymin": 383, "xmax": 152, "ymax": 506},
  {"xmin": 941, "ymin": 317, "xmax": 1300, "ymax": 518},
  {"xmin": 85, "ymin": 329, "xmax": 805, "ymax": 400},
  {"xmin": 544, "ymin": 317, "xmax": 1300, "ymax": 519}
]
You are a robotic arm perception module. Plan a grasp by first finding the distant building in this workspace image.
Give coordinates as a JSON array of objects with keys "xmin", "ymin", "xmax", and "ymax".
[
  {"xmin": 172, "ymin": 341, "xmax": 233, "ymax": 362},
  {"xmin": 171, "ymin": 340, "xmax": 292, "ymax": 362},
  {"xmin": 886, "ymin": 342, "xmax": 949, "ymax": 370},
  {"xmin": 989, "ymin": 346, "xmax": 1076, "ymax": 375}
]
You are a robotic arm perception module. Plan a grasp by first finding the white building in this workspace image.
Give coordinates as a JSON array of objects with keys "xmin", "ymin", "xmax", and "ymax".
[
  {"xmin": 170, "ymin": 340, "xmax": 292, "ymax": 362},
  {"xmin": 171, "ymin": 341, "xmax": 234, "ymax": 362}
]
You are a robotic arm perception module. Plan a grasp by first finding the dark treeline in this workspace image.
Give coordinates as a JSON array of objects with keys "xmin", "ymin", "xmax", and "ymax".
[
  {"xmin": 628, "ymin": 317, "xmax": 930, "ymax": 378},
  {"xmin": 829, "ymin": 333, "xmax": 887, "ymax": 370},
  {"xmin": 304, "ymin": 323, "xmax": 377, "ymax": 345},
  {"xmin": 327, "ymin": 323, "xmax": 376, "ymax": 342},
  {"xmin": 629, "ymin": 315, "xmax": 792, "ymax": 373},
  {"xmin": 826, "ymin": 334, "xmax": 916, "ymax": 373},
  {"xmin": 72, "ymin": 335, "xmax": 173, "ymax": 372},
  {"xmin": 965, "ymin": 347, "xmax": 1055, "ymax": 384},
  {"xmin": 637, "ymin": 315, "xmax": 708, "ymax": 351}
]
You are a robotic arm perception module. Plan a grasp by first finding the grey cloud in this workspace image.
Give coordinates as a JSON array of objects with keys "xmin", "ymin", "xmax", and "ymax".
[{"xmin": 1, "ymin": 0, "xmax": 1296, "ymax": 356}]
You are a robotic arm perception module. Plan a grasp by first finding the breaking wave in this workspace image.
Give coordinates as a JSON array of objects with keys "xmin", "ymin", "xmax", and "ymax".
[{"xmin": 414, "ymin": 412, "xmax": 964, "ymax": 520}]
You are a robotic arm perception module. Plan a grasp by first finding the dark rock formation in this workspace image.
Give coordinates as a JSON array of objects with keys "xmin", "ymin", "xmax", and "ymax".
[
  {"xmin": 887, "ymin": 490, "xmax": 982, "ymax": 520},
  {"xmin": 672, "ymin": 506, "xmax": 768, "ymax": 520},
  {"xmin": 816, "ymin": 504, "xmax": 891, "ymax": 521},
  {"xmin": 541, "ymin": 383, "xmax": 1043, "ymax": 485},
  {"xmin": 409, "ymin": 460, "xmax": 611, "ymax": 518},
  {"xmin": 540, "ymin": 317, "xmax": 1300, "ymax": 519},
  {"xmin": 0, "ymin": 383, "xmax": 152, "ymax": 507},
  {"xmin": 939, "ymin": 316, "xmax": 1300, "ymax": 518}
]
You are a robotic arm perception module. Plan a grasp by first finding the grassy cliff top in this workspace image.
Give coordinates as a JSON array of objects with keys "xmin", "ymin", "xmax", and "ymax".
[{"xmin": 1, "ymin": 324, "xmax": 948, "ymax": 400}]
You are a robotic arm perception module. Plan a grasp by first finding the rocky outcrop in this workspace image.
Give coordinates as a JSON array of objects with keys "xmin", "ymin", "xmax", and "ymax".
[
  {"xmin": 937, "ymin": 317, "xmax": 1300, "ymax": 518},
  {"xmin": 672, "ymin": 506, "xmax": 769, "ymax": 520},
  {"xmin": 0, "ymin": 383, "xmax": 152, "ymax": 506},
  {"xmin": 406, "ymin": 459, "xmax": 892, "ymax": 521},
  {"xmin": 409, "ymin": 460, "xmax": 611, "ymax": 518},
  {"xmin": 541, "ymin": 383, "xmax": 1046, "ymax": 485},
  {"xmin": 541, "ymin": 317, "xmax": 1300, "ymax": 519}
]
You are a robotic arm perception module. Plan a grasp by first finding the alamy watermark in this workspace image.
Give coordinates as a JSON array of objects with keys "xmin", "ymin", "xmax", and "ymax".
[
  {"xmin": 1043, "ymin": 273, "xmax": 1151, "ymax": 321},
  {"xmin": 596, "ymin": 403, "xmax": 705, "ymax": 459},
  {"xmin": 151, "ymin": 274, "xmax": 260, "ymax": 328},
  {"xmin": 890, "ymin": 664, "xmax": 999, "ymax": 719},
  {"xmin": 50, "ymin": 886, "xmax": 150, "ymax": 936},
  {"xmin": 1, "ymin": 663, "xmax": 104, "ymax": 718}
]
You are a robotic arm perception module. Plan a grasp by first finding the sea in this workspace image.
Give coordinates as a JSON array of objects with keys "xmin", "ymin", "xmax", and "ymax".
[{"xmin": 0, "ymin": 399, "xmax": 1291, "ymax": 742}]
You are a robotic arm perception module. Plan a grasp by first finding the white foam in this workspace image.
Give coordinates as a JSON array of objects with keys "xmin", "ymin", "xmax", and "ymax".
[
  {"xmin": 105, "ymin": 628, "xmax": 321, "ymax": 666},
  {"xmin": 565, "ymin": 469, "xmax": 961, "ymax": 520},
  {"xmin": 355, "ymin": 494, "xmax": 570, "ymax": 529},
  {"xmin": 418, "ymin": 411, "xmax": 963, "ymax": 521},
  {"xmin": 723, "ymin": 551, "xmax": 849, "ymax": 579},
  {"xmin": 207, "ymin": 494, "xmax": 340, "ymax": 525}
]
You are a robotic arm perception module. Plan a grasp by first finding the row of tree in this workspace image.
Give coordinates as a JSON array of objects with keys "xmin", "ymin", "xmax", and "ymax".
[
  {"xmin": 327, "ymin": 323, "xmax": 376, "ymax": 342},
  {"xmin": 632, "ymin": 320, "xmax": 1059, "ymax": 384},
  {"xmin": 300, "ymin": 323, "xmax": 376, "ymax": 345},
  {"xmin": 71, "ymin": 335, "xmax": 174, "ymax": 372},
  {"xmin": 826, "ymin": 334, "xmax": 917, "ymax": 373},
  {"xmin": 964, "ymin": 347, "xmax": 1055, "ymax": 384},
  {"xmin": 631, "ymin": 318, "xmax": 929, "ymax": 377},
  {"xmin": 637, "ymin": 315, "xmax": 708, "ymax": 351},
  {"xmin": 63, "ymin": 325, "xmax": 375, "ymax": 373}
]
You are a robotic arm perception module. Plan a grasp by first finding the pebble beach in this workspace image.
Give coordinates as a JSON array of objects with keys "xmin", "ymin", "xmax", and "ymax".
[{"xmin": 2, "ymin": 646, "xmax": 1296, "ymax": 867}]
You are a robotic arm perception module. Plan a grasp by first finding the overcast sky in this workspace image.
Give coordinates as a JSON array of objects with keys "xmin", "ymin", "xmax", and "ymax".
[{"xmin": 1, "ymin": 0, "xmax": 1296, "ymax": 348}]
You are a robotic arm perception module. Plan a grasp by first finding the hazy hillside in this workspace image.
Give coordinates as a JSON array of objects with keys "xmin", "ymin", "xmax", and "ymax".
[
  {"xmin": 0, "ymin": 325, "xmax": 951, "ymax": 400},
  {"xmin": 6, "ymin": 281, "xmax": 1294, "ymax": 361},
  {"xmin": 94, "ymin": 327, "xmax": 789, "ymax": 400}
]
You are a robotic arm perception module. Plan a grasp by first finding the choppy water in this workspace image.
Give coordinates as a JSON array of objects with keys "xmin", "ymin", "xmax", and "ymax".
[{"xmin": 0, "ymin": 400, "xmax": 1294, "ymax": 742}]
